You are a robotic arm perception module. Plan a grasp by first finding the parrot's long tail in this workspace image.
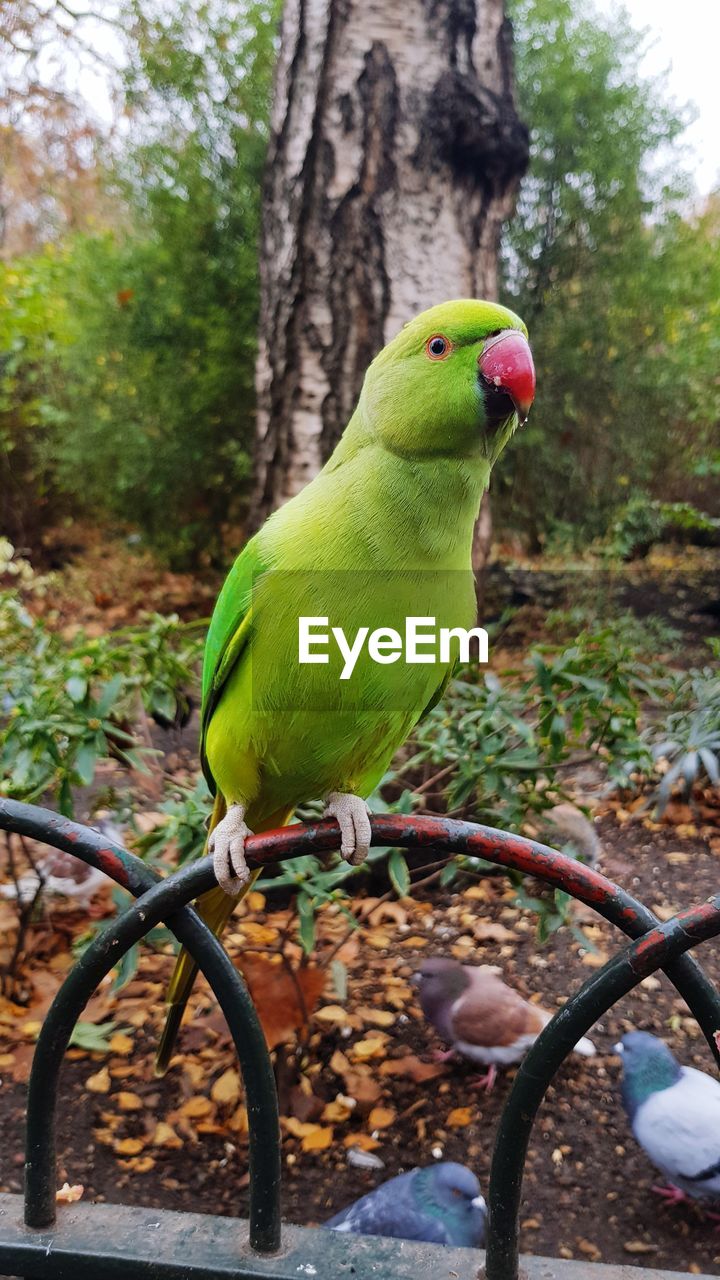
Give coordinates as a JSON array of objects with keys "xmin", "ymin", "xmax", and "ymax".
[{"xmin": 154, "ymin": 795, "xmax": 291, "ymax": 1077}]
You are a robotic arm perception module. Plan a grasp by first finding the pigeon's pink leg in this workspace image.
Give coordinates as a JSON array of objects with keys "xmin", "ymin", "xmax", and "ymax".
[
  {"xmin": 432, "ymin": 1048, "xmax": 456, "ymax": 1063},
  {"xmin": 651, "ymin": 1185, "xmax": 687, "ymax": 1206},
  {"xmin": 470, "ymin": 1064, "xmax": 498, "ymax": 1092}
]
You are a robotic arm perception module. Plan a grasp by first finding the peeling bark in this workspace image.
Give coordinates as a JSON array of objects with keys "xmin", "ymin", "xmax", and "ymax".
[{"xmin": 252, "ymin": 0, "xmax": 529, "ymax": 521}]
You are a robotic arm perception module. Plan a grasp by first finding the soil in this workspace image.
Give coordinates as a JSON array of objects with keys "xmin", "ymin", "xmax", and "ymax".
[{"xmin": 2, "ymin": 814, "xmax": 720, "ymax": 1275}]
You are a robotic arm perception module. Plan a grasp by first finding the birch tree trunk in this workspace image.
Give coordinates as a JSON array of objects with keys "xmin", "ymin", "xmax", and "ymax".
[{"xmin": 252, "ymin": 0, "xmax": 529, "ymax": 524}]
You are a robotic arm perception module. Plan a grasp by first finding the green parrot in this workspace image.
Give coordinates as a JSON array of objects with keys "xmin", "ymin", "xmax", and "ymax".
[{"xmin": 155, "ymin": 298, "xmax": 535, "ymax": 1075}]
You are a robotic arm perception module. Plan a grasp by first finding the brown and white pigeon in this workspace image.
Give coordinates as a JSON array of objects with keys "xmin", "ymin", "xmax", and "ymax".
[{"xmin": 413, "ymin": 957, "xmax": 595, "ymax": 1090}]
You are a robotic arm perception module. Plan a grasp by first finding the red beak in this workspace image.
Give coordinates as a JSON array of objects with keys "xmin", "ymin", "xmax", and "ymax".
[{"xmin": 479, "ymin": 330, "xmax": 536, "ymax": 424}]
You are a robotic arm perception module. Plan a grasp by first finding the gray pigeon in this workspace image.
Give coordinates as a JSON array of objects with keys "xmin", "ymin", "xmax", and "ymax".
[
  {"xmin": 324, "ymin": 1162, "xmax": 486, "ymax": 1247},
  {"xmin": 413, "ymin": 958, "xmax": 595, "ymax": 1090},
  {"xmin": 616, "ymin": 1031, "xmax": 720, "ymax": 1206}
]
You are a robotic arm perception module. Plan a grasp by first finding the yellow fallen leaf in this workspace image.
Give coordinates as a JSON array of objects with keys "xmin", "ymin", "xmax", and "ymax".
[
  {"xmin": 301, "ymin": 1126, "xmax": 333, "ymax": 1152},
  {"xmin": 580, "ymin": 949, "xmax": 609, "ymax": 968},
  {"xmin": 114, "ymin": 1137, "xmax": 144, "ymax": 1156},
  {"xmin": 322, "ymin": 1096, "xmax": 356, "ymax": 1123},
  {"xmin": 151, "ymin": 1122, "xmax": 182, "ymax": 1149},
  {"xmin": 282, "ymin": 1117, "xmax": 322, "ymax": 1139},
  {"xmin": 86, "ymin": 1067, "xmax": 111, "ymax": 1094},
  {"xmin": 351, "ymin": 1037, "xmax": 387, "ymax": 1061},
  {"xmin": 108, "ymin": 1033, "xmax": 133, "ymax": 1055},
  {"xmin": 116, "ymin": 1091, "xmax": 143, "ymax": 1112},
  {"xmin": 356, "ymin": 1008, "xmax": 395, "ymax": 1028},
  {"xmin": 211, "ymin": 1069, "xmax": 241, "ymax": 1106},
  {"xmin": 127, "ymin": 1156, "xmax": 155, "ymax": 1173},
  {"xmin": 368, "ymin": 1106, "xmax": 395, "ymax": 1130},
  {"xmin": 0, "ymin": 1052, "xmax": 15, "ymax": 1068},
  {"xmin": 246, "ymin": 890, "xmax": 266, "ymax": 912},
  {"xmin": 401, "ymin": 936, "xmax": 429, "ymax": 948},
  {"xmin": 21, "ymin": 1020, "xmax": 42, "ymax": 1038},
  {"xmin": 56, "ymin": 1182, "xmax": 83, "ymax": 1204},
  {"xmin": 343, "ymin": 1133, "xmax": 381, "ymax": 1151},
  {"xmin": 228, "ymin": 1105, "xmax": 249, "ymax": 1134},
  {"xmin": 239, "ymin": 922, "xmax": 279, "ymax": 946},
  {"xmin": 447, "ymin": 1107, "xmax": 473, "ymax": 1128},
  {"xmin": 179, "ymin": 1096, "xmax": 213, "ymax": 1119},
  {"xmin": 314, "ymin": 1005, "xmax": 350, "ymax": 1026}
]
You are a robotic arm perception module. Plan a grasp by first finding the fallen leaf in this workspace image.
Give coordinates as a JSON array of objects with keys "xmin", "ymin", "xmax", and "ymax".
[
  {"xmin": 447, "ymin": 1107, "xmax": 473, "ymax": 1128},
  {"xmin": 368, "ymin": 1106, "xmax": 395, "ymax": 1130},
  {"xmin": 86, "ymin": 1067, "xmax": 111, "ymax": 1094},
  {"xmin": 473, "ymin": 921, "xmax": 517, "ymax": 942},
  {"xmin": 114, "ymin": 1137, "xmax": 145, "ymax": 1156},
  {"xmin": 301, "ymin": 1126, "xmax": 333, "ymax": 1152},
  {"xmin": 315, "ymin": 1005, "xmax": 350, "ymax": 1026},
  {"xmin": 355, "ymin": 1007, "xmax": 395, "ymax": 1028},
  {"xmin": 379, "ymin": 1055, "xmax": 446, "ymax": 1083},
  {"xmin": 56, "ymin": 1183, "xmax": 83, "ymax": 1204},
  {"xmin": 343, "ymin": 1133, "xmax": 381, "ymax": 1151},
  {"xmin": 351, "ymin": 1037, "xmax": 387, "ymax": 1061},
  {"xmin": 179, "ymin": 1096, "xmax": 213, "ymax": 1119},
  {"xmin": 623, "ymin": 1241, "xmax": 657, "ymax": 1255},
  {"xmin": 240, "ymin": 956, "xmax": 326, "ymax": 1050},
  {"xmin": 116, "ymin": 1091, "xmax": 143, "ymax": 1111},
  {"xmin": 151, "ymin": 1122, "xmax": 182, "ymax": 1149},
  {"xmin": 108, "ymin": 1032, "xmax": 133, "ymax": 1055},
  {"xmin": 322, "ymin": 1095, "xmax": 356, "ymax": 1123},
  {"xmin": 211, "ymin": 1069, "xmax": 241, "ymax": 1106}
]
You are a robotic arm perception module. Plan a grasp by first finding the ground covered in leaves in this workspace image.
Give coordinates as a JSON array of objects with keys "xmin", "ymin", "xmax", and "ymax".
[{"xmin": 2, "ymin": 805, "xmax": 720, "ymax": 1274}]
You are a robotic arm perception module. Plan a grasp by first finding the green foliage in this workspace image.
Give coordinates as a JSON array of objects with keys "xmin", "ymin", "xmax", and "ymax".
[
  {"xmin": 68, "ymin": 1020, "xmax": 133, "ymax": 1052},
  {"xmin": 1, "ymin": 0, "xmax": 279, "ymax": 566},
  {"xmin": 501, "ymin": 0, "xmax": 720, "ymax": 546},
  {"xmin": 649, "ymin": 653, "xmax": 720, "ymax": 814},
  {"xmin": 605, "ymin": 494, "xmax": 720, "ymax": 560},
  {"xmin": 408, "ymin": 622, "xmax": 659, "ymax": 830},
  {"xmin": 0, "ymin": 249, "xmax": 75, "ymax": 544},
  {"xmin": 0, "ymin": 560, "xmax": 203, "ymax": 815}
]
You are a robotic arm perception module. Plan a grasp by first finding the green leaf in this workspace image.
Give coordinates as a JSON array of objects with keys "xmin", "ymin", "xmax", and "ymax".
[{"xmin": 387, "ymin": 848, "xmax": 410, "ymax": 898}]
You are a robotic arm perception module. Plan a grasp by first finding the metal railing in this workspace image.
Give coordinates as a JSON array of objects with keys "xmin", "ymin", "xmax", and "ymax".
[{"xmin": 1, "ymin": 795, "xmax": 719, "ymax": 1280}]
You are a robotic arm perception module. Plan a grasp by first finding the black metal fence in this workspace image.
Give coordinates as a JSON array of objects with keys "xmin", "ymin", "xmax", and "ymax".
[{"xmin": 1, "ymin": 796, "xmax": 719, "ymax": 1280}]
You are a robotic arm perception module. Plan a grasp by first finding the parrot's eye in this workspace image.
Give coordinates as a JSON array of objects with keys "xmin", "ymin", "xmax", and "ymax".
[{"xmin": 426, "ymin": 334, "xmax": 451, "ymax": 360}]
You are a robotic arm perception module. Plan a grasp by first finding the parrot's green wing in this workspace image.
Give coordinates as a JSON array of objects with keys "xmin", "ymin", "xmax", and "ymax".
[
  {"xmin": 418, "ymin": 661, "xmax": 457, "ymax": 723},
  {"xmin": 200, "ymin": 536, "xmax": 268, "ymax": 792}
]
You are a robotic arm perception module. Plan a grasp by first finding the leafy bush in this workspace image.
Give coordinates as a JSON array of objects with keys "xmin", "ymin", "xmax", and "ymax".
[
  {"xmin": 649, "ymin": 649, "xmax": 720, "ymax": 814},
  {"xmin": 0, "ymin": 562, "xmax": 204, "ymax": 815},
  {"xmin": 606, "ymin": 495, "xmax": 720, "ymax": 560}
]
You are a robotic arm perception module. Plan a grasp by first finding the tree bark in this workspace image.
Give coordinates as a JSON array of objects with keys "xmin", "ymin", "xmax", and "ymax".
[{"xmin": 252, "ymin": 0, "xmax": 529, "ymax": 523}]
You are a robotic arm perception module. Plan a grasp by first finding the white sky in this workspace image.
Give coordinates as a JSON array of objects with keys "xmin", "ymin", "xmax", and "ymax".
[
  {"xmin": 594, "ymin": 0, "xmax": 719, "ymax": 194},
  {"xmin": 34, "ymin": 0, "xmax": 720, "ymax": 197}
]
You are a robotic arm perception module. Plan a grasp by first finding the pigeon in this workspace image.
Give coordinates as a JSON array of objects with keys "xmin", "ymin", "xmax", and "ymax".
[
  {"xmin": 616, "ymin": 1031, "xmax": 720, "ymax": 1208},
  {"xmin": 324, "ymin": 1161, "xmax": 485, "ymax": 1247},
  {"xmin": 413, "ymin": 957, "xmax": 595, "ymax": 1090}
]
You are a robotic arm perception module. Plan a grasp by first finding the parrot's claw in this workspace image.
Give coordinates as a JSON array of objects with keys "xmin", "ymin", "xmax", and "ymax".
[
  {"xmin": 209, "ymin": 803, "xmax": 253, "ymax": 895},
  {"xmin": 323, "ymin": 792, "xmax": 372, "ymax": 866}
]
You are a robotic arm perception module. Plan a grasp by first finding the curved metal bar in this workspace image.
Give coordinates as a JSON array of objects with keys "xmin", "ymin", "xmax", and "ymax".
[
  {"xmin": 5, "ymin": 798, "xmax": 720, "ymax": 1271},
  {"xmin": 0, "ymin": 801, "xmax": 281, "ymax": 1253},
  {"xmin": 4, "ymin": 799, "xmax": 718, "ymax": 1055},
  {"xmin": 0, "ymin": 796, "xmax": 163, "ymax": 897},
  {"xmin": 485, "ymin": 896, "xmax": 720, "ymax": 1280},
  {"xmin": 25, "ymin": 859, "xmax": 281, "ymax": 1250}
]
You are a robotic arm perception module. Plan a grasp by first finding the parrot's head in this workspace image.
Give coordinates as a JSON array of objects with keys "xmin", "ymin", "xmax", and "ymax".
[{"xmin": 362, "ymin": 299, "xmax": 535, "ymax": 466}]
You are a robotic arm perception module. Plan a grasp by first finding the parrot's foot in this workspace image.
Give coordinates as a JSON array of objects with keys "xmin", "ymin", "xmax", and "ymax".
[
  {"xmin": 209, "ymin": 803, "xmax": 253, "ymax": 895},
  {"xmin": 651, "ymin": 1184, "xmax": 687, "ymax": 1207},
  {"xmin": 470, "ymin": 1065, "xmax": 498, "ymax": 1092},
  {"xmin": 323, "ymin": 792, "xmax": 372, "ymax": 866}
]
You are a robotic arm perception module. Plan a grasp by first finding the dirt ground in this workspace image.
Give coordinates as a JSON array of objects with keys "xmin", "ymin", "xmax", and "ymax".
[{"xmin": 2, "ymin": 811, "xmax": 720, "ymax": 1275}]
